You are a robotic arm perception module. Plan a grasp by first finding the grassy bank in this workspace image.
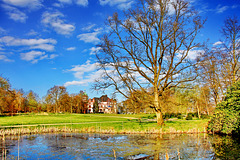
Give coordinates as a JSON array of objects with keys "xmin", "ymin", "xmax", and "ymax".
[{"xmin": 0, "ymin": 113, "xmax": 209, "ymax": 137}]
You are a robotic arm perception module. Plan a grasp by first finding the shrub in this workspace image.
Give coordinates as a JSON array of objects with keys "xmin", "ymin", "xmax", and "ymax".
[
  {"xmin": 164, "ymin": 113, "xmax": 170, "ymax": 119},
  {"xmin": 177, "ymin": 113, "xmax": 182, "ymax": 119},
  {"xmin": 164, "ymin": 112, "xmax": 181, "ymax": 119},
  {"xmin": 192, "ymin": 112, "xmax": 198, "ymax": 118},
  {"xmin": 207, "ymin": 81, "xmax": 240, "ymax": 135},
  {"xmin": 186, "ymin": 113, "xmax": 193, "ymax": 120},
  {"xmin": 147, "ymin": 115, "xmax": 156, "ymax": 119},
  {"xmin": 201, "ymin": 114, "xmax": 209, "ymax": 119}
]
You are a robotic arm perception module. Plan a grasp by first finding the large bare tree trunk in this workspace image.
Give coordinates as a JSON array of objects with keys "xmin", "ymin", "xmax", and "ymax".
[
  {"xmin": 154, "ymin": 90, "xmax": 164, "ymax": 125},
  {"xmin": 156, "ymin": 110, "xmax": 164, "ymax": 126},
  {"xmin": 196, "ymin": 105, "xmax": 201, "ymax": 119}
]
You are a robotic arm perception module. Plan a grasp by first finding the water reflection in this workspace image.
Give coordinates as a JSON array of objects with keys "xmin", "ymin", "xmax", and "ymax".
[
  {"xmin": 209, "ymin": 135, "xmax": 240, "ymax": 160},
  {"xmin": 0, "ymin": 133, "xmax": 239, "ymax": 159}
]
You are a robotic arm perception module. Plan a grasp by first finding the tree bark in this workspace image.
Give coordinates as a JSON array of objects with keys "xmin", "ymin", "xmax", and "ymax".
[
  {"xmin": 156, "ymin": 110, "xmax": 164, "ymax": 126},
  {"xmin": 196, "ymin": 105, "xmax": 201, "ymax": 119},
  {"xmin": 154, "ymin": 88, "xmax": 164, "ymax": 125}
]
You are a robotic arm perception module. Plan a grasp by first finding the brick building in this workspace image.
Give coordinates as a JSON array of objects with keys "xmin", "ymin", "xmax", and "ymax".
[{"xmin": 88, "ymin": 95, "xmax": 117, "ymax": 113}]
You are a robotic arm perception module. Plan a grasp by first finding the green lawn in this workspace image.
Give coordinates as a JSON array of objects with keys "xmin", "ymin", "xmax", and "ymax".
[
  {"xmin": 0, "ymin": 113, "xmax": 209, "ymax": 134},
  {"xmin": 0, "ymin": 113, "xmax": 132, "ymax": 126}
]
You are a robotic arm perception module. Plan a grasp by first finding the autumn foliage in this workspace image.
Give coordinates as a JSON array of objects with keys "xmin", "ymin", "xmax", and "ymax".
[{"xmin": 0, "ymin": 76, "xmax": 88, "ymax": 115}]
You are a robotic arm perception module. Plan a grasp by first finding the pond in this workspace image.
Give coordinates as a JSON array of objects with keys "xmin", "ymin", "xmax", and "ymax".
[{"xmin": 1, "ymin": 133, "xmax": 240, "ymax": 159}]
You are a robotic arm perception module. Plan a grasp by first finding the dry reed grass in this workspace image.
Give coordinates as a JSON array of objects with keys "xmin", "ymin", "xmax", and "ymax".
[{"xmin": 0, "ymin": 126, "xmax": 207, "ymax": 139}]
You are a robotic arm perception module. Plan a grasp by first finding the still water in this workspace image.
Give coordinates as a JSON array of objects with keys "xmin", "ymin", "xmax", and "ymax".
[{"xmin": 1, "ymin": 133, "xmax": 240, "ymax": 159}]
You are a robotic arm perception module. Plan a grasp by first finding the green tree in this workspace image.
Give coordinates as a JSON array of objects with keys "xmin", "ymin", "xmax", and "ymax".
[
  {"xmin": 93, "ymin": 100, "xmax": 99, "ymax": 113},
  {"xmin": 26, "ymin": 90, "xmax": 39, "ymax": 112},
  {"xmin": 207, "ymin": 81, "xmax": 240, "ymax": 135}
]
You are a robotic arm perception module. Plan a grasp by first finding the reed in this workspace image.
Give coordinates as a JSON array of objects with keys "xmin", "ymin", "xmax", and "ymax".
[{"xmin": 0, "ymin": 125, "xmax": 208, "ymax": 137}]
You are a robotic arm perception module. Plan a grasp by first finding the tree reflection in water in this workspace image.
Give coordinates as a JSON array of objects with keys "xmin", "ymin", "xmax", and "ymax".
[
  {"xmin": 0, "ymin": 133, "xmax": 240, "ymax": 159},
  {"xmin": 209, "ymin": 135, "xmax": 240, "ymax": 160}
]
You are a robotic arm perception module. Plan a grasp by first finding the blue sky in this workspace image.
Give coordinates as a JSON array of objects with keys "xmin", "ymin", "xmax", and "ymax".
[{"xmin": 0, "ymin": 0, "xmax": 239, "ymax": 99}]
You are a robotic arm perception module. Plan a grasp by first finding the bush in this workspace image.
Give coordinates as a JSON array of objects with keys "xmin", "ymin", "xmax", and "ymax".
[
  {"xmin": 201, "ymin": 114, "xmax": 209, "ymax": 119},
  {"xmin": 147, "ymin": 115, "xmax": 156, "ymax": 119},
  {"xmin": 186, "ymin": 113, "xmax": 193, "ymax": 120},
  {"xmin": 192, "ymin": 112, "xmax": 198, "ymax": 118},
  {"xmin": 207, "ymin": 81, "xmax": 240, "ymax": 135},
  {"xmin": 163, "ymin": 112, "xmax": 182, "ymax": 119},
  {"xmin": 164, "ymin": 113, "xmax": 170, "ymax": 119},
  {"xmin": 177, "ymin": 113, "xmax": 182, "ymax": 119}
]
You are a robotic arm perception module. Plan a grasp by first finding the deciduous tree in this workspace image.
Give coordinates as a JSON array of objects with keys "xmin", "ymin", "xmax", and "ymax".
[
  {"xmin": 94, "ymin": 0, "xmax": 204, "ymax": 125},
  {"xmin": 26, "ymin": 90, "xmax": 39, "ymax": 112},
  {"xmin": 46, "ymin": 86, "xmax": 67, "ymax": 113},
  {"xmin": 219, "ymin": 16, "xmax": 240, "ymax": 86},
  {"xmin": 93, "ymin": 100, "xmax": 99, "ymax": 113}
]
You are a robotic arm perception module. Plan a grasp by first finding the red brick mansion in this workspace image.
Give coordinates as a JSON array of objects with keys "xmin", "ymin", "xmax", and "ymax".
[{"xmin": 88, "ymin": 95, "xmax": 117, "ymax": 113}]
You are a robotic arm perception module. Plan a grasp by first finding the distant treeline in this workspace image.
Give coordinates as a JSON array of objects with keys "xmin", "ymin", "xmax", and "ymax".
[{"xmin": 0, "ymin": 76, "xmax": 88, "ymax": 115}]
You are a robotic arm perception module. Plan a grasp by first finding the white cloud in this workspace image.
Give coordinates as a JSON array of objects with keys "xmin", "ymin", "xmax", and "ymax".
[
  {"xmin": 66, "ymin": 47, "xmax": 76, "ymax": 51},
  {"xmin": 49, "ymin": 54, "xmax": 58, "ymax": 59},
  {"xmin": 75, "ymin": 0, "xmax": 88, "ymax": 6},
  {"xmin": 216, "ymin": 5, "xmax": 229, "ymax": 13},
  {"xmin": 0, "ymin": 36, "xmax": 57, "ymax": 51},
  {"xmin": 26, "ymin": 30, "xmax": 38, "ymax": 36},
  {"xmin": 20, "ymin": 51, "xmax": 58, "ymax": 63},
  {"xmin": 0, "ymin": 54, "xmax": 14, "ymax": 62},
  {"xmin": 52, "ymin": 3, "xmax": 62, "ymax": 7},
  {"xmin": 58, "ymin": 0, "xmax": 72, "ymax": 4},
  {"xmin": 63, "ymin": 60, "xmax": 119, "ymax": 87},
  {"xmin": 64, "ymin": 60, "xmax": 149, "ymax": 88},
  {"xmin": 20, "ymin": 50, "xmax": 46, "ymax": 63},
  {"xmin": 64, "ymin": 60, "xmax": 101, "ymax": 86},
  {"xmin": 99, "ymin": 0, "xmax": 134, "ymax": 9},
  {"xmin": 2, "ymin": 4, "xmax": 28, "ymax": 23},
  {"xmin": 89, "ymin": 47, "xmax": 101, "ymax": 55},
  {"xmin": 55, "ymin": 0, "xmax": 88, "ymax": 7},
  {"xmin": 64, "ymin": 70, "xmax": 104, "ymax": 87},
  {"xmin": 30, "ymin": 44, "xmax": 55, "ymax": 51},
  {"xmin": 2, "ymin": 0, "xmax": 43, "ymax": 10},
  {"xmin": 81, "ymin": 23, "xmax": 96, "ymax": 32},
  {"xmin": 176, "ymin": 49, "xmax": 203, "ymax": 61},
  {"xmin": 213, "ymin": 41, "xmax": 223, "ymax": 46},
  {"xmin": 67, "ymin": 60, "xmax": 98, "ymax": 79},
  {"xmin": 64, "ymin": 80, "xmax": 86, "ymax": 86},
  {"xmin": 77, "ymin": 28, "xmax": 102, "ymax": 44},
  {"xmin": 41, "ymin": 10, "xmax": 75, "ymax": 36},
  {"xmin": 0, "ymin": 27, "xmax": 7, "ymax": 35},
  {"xmin": 187, "ymin": 50, "xmax": 202, "ymax": 60}
]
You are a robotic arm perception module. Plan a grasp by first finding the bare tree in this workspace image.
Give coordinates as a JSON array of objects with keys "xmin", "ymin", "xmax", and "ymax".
[
  {"xmin": 46, "ymin": 86, "xmax": 67, "ymax": 113},
  {"xmin": 219, "ymin": 16, "xmax": 240, "ymax": 87},
  {"xmin": 94, "ymin": 0, "xmax": 204, "ymax": 125},
  {"xmin": 199, "ymin": 48, "xmax": 223, "ymax": 107}
]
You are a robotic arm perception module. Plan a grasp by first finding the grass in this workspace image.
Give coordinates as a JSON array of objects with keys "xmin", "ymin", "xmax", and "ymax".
[
  {"xmin": 0, "ymin": 113, "xmax": 134, "ymax": 126},
  {"xmin": 0, "ymin": 113, "xmax": 209, "ymax": 136}
]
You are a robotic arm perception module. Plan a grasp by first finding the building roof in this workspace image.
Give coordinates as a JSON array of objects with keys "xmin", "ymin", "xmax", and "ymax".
[{"xmin": 90, "ymin": 95, "xmax": 112, "ymax": 103}]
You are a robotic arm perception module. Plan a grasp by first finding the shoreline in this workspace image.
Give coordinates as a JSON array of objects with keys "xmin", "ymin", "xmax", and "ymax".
[{"xmin": 0, "ymin": 126, "xmax": 208, "ymax": 140}]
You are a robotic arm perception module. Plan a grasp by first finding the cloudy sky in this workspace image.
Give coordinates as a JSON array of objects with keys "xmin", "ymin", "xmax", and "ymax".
[{"xmin": 0, "ymin": 0, "xmax": 239, "ymax": 99}]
